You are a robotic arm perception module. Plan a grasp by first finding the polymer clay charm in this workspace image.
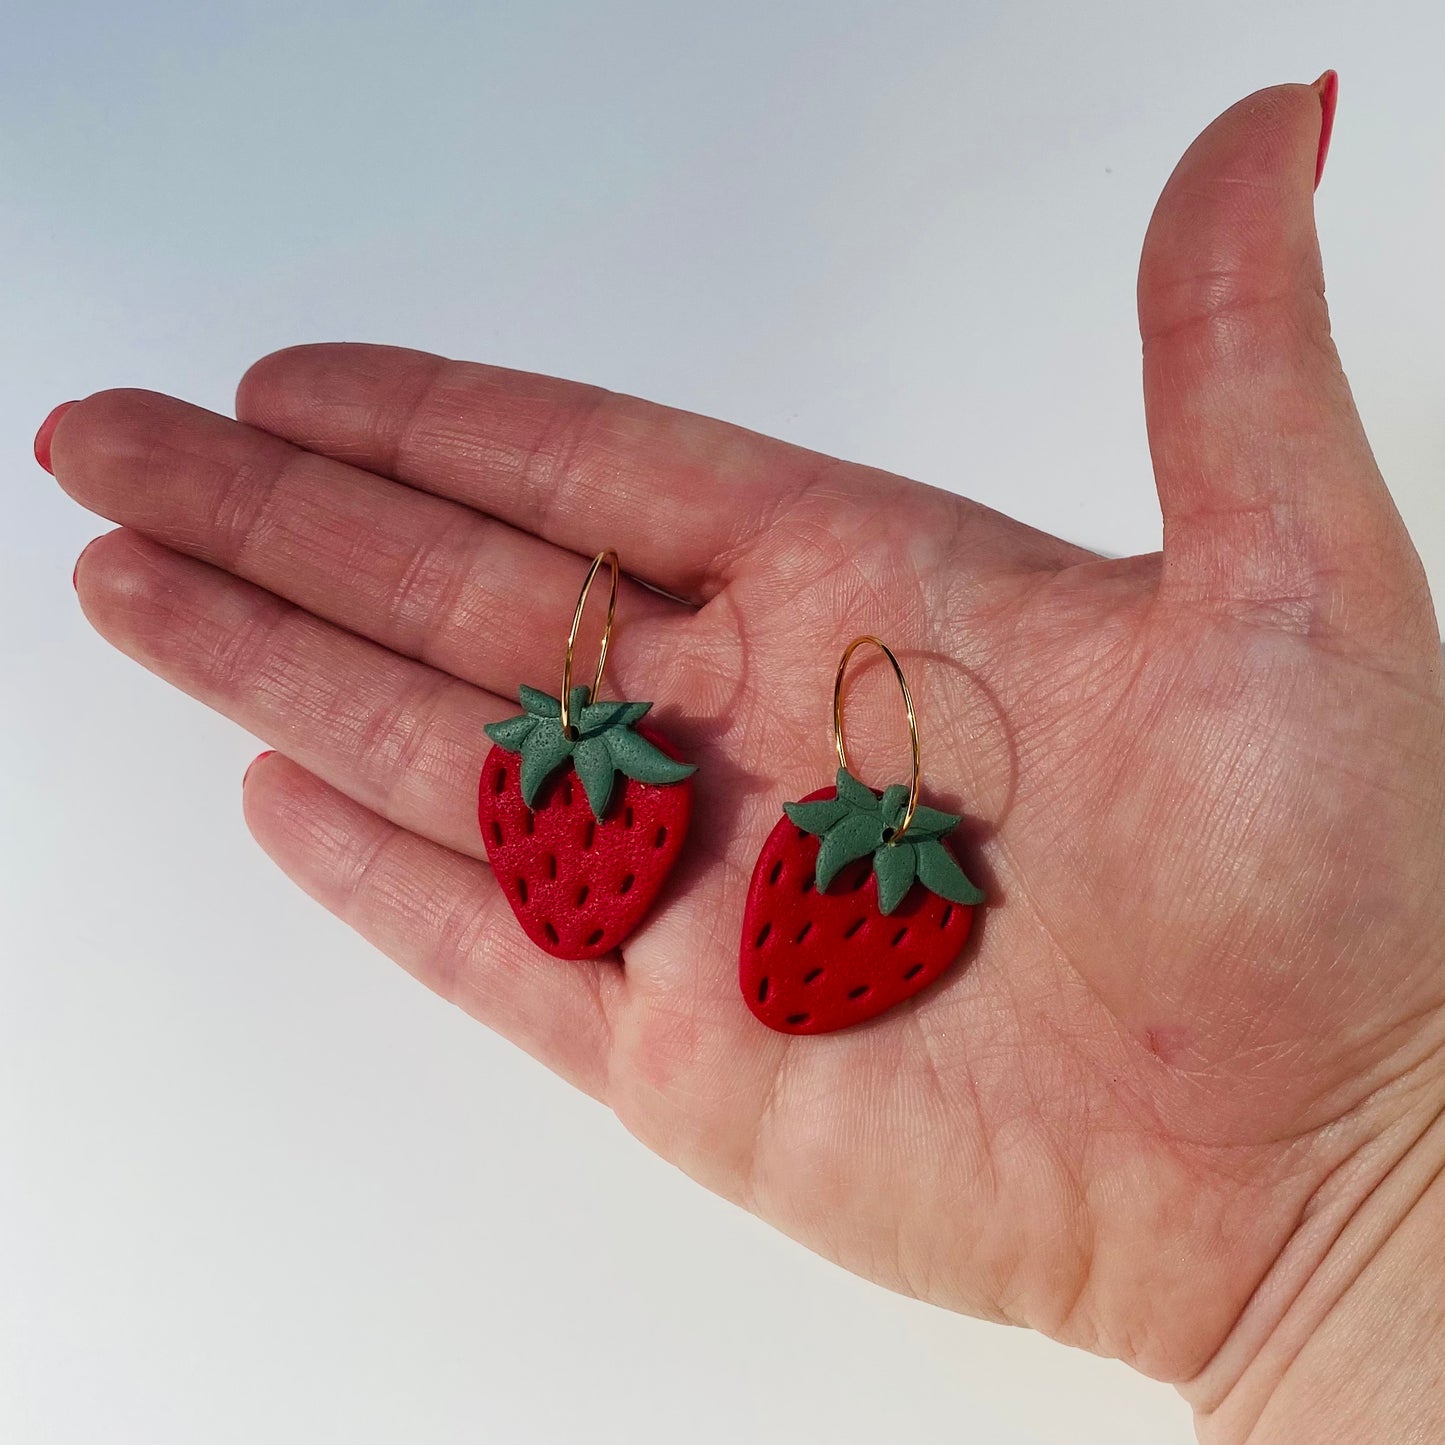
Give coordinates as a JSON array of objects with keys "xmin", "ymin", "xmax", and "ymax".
[
  {"xmin": 740, "ymin": 636, "xmax": 984, "ymax": 1034},
  {"xmin": 480, "ymin": 550, "xmax": 696, "ymax": 960}
]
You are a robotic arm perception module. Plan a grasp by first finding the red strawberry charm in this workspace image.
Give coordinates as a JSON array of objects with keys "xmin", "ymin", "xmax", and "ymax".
[
  {"xmin": 741, "ymin": 633, "xmax": 986, "ymax": 1034},
  {"xmin": 740, "ymin": 768, "xmax": 983, "ymax": 1033},
  {"xmin": 480, "ymin": 684, "xmax": 696, "ymax": 959}
]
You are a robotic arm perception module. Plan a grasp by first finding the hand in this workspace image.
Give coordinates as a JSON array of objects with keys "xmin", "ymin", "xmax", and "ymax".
[{"xmin": 46, "ymin": 81, "xmax": 1445, "ymax": 1442}]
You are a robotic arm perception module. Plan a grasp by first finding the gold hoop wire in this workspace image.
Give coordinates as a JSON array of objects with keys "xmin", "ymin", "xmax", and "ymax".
[
  {"xmin": 832, "ymin": 635, "xmax": 921, "ymax": 844},
  {"xmin": 559, "ymin": 550, "xmax": 620, "ymax": 736}
]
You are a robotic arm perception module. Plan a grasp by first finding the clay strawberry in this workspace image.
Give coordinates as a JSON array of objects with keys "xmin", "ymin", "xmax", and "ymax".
[
  {"xmin": 739, "ymin": 767, "xmax": 983, "ymax": 1033},
  {"xmin": 480, "ymin": 684, "xmax": 696, "ymax": 960}
]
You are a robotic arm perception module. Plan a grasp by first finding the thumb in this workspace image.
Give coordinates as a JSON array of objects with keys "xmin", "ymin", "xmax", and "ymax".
[{"xmin": 1139, "ymin": 77, "xmax": 1429, "ymax": 648}]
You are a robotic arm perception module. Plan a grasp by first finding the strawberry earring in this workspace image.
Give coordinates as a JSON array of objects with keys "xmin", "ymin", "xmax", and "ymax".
[
  {"xmin": 740, "ymin": 636, "xmax": 984, "ymax": 1034},
  {"xmin": 479, "ymin": 550, "xmax": 696, "ymax": 959}
]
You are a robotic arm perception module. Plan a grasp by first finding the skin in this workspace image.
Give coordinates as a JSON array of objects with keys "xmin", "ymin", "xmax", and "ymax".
[{"xmin": 46, "ymin": 82, "xmax": 1445, "ymax": 1442}]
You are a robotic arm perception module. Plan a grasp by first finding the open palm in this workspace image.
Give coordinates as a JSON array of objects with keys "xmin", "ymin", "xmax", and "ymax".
[{"xmin": 50, "ymin": 83, "xmax": 1445, "ymax": 1440}]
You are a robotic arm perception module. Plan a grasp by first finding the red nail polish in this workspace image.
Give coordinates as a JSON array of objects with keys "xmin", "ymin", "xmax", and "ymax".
[
  {"xmin": 1312, "ymin": 70, "xmax": 1338, "ymax": 189},
  {"xmin": 243, "ymin": 750, "xmax": 277, "ymax": 787},
  {"xmin": 72, "ymin": 535, "xmax": 99, "ymax": 592},
  {"xmin": 34, "ymin": 400, "xmax": 79, "ymax": 475}
]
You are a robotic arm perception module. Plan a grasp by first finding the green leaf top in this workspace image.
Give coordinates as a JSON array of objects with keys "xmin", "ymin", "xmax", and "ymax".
[
  {"xmin": 783, "ymin": 767, "xmax": 985, "ymax": 916},
  {"xmin": 484, "ymin": 686, "xmax": 695, "ymax": 820}
]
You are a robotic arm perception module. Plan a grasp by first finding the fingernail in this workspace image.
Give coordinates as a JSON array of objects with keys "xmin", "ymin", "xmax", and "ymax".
[
  {"xmin": 1312, "ymin": 70, "xmax": 1338, "ymax": 189},
  {"xmin": 243, "ymin": 750, "xmax": 277, "ymax": 787},
  {"xmin": 72, "ymin": 535, "xmax": 102, "ymax": 592},
  {"xmin": 34, "ymin": 400, "xmax": 79, "ymax": 475}
]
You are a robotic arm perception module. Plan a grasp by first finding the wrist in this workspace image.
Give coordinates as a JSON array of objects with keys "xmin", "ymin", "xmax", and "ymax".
[{"xmin": 1188, "ymin": 1090, "xmax": 1445, "ymax": 1444}]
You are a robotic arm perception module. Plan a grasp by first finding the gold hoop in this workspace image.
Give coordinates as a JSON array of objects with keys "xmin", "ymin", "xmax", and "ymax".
[
  {"xmin": 832, "ymin": 635, "xmax": 921, "ymax": 844},
  {"xmin": 559, "ymin": 550, "xmax": 620, "ymax": 736}
]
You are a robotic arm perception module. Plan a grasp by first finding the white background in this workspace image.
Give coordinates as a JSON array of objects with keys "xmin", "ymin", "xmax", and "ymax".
[{"xmin": 4, "ymin": 3, "xmax": 1442, "ymax": 1442}]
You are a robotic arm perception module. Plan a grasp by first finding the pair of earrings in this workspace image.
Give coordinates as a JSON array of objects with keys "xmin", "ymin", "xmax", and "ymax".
[{"xmin": 479, "ymin": 552, "xmax": 984, "ymax": 1035}]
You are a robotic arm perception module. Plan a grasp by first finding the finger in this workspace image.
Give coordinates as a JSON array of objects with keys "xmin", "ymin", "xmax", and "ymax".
[
  {"xmin": 1138, "ymin": 79, "xmax": 1431, "ymax": 644},
  {"xmin": 243, "ymin": 751, "xmax": 618, "ymax": 1099},
  {"xmin": 235, "ymin": 343, "xmax": 1084, "ymax": 604},
  {"xmin": 50, "ymin": 388, "xmax": 682, "ymax": 701},
  {"xmin": 75, "ymin": 529, "xmax": 512, "ymax": 861}
]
